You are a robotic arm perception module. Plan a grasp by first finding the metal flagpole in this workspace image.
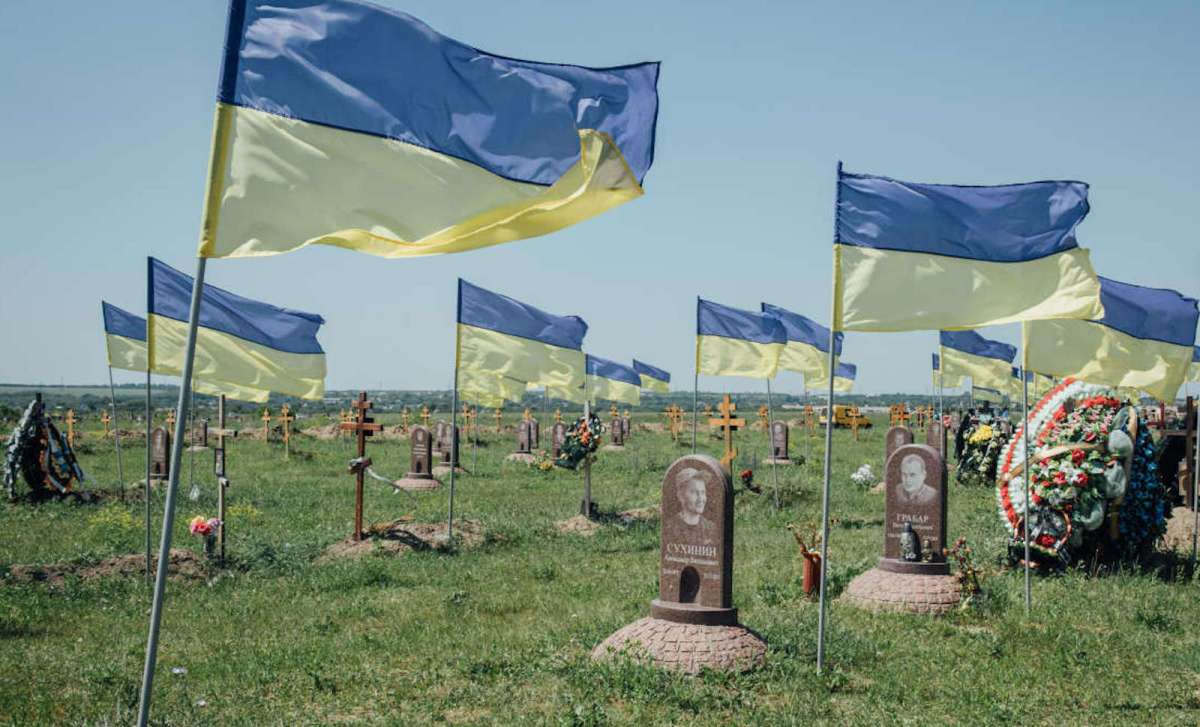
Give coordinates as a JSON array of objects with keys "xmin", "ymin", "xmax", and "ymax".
[
  {"xmin": 187, "ymin": 383, "xmax": 197, "ymax": 499},
  {"xmin": 766, "ymin": 378, "xmax": 780, "ymax": 510},
  {"xmin": 144, "ymin": 368, "xmax": 152, "ymax": 585},
  {"xmin": 447, "ymin": 369, "xmax": 460, "ymax": 541},
  {"xmin": 137, "ymin": 257, "xmax": 207, "ymax": 727},
  {"xmin": 692, "ymin": 370, "xmax": 699, "ymax": 452},
  {"xmin": 107, "ymin": 366, "xmax": 125, "ymax": 500},
  {"xmin": 1020, "ymin": 334, "xmax": 1032, "ymax": 615},
  {"xmin": 471, "ymin": 399, "xmax": 478, "ymax": 475},
  {"xmin": 817, "ymin": 164, "xmax": 842, "ymax": 672},
  {"xmin": 1189, "ymin": 397, "xmax": 1199, "ymax": 576}
]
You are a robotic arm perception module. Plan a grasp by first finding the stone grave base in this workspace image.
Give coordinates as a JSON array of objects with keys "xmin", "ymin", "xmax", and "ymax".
[
  {"xmin": 842, "ymin": 567, "xmax": 961, "ymax": 615},
  {"xmin": 505, "ymin": 453, "xmax": 535, "ymax": 464},
  {"xmin": 592, "ymin": 617, "xmax": 766, "ymax": 675},
  {"xmin": 185, "ymin": 445, "xmax": 209, "ymax": 452},
  {"xmin": 601, "ymin": 444, "xmax": 625, "ymax": 452},
  {"xmin": 431, "ymin": 465, "xmax": 467, "ymax": 477},
  {"xmin": 763, "ymin": 457, "xmax": 792, "ymax": 466},
  {"xmin": 392, "ymin": 475, "xmax": 441, "ymax": 491}
]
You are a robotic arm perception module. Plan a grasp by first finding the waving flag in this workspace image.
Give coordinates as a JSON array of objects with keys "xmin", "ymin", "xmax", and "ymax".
[
  {"xmin": 633, "ymin": 359, "xmax": 671, "ymax": 393},
  {"xmin": 198, "ymin": 0, "xmax": 660, "ymax": 260},
  {"xmin": 457, "ymin": 280, "xmax": 587, "ymax": 390},
  {"xmin": 940, "ymin": 330, "xmax": 1017, "ymax": 390},
  {"xmin": 806, "ymin": 361, "xmax": 857, "ymax": 393},
  {"xmin": 973, "ymin": 386, "xmax": 1005, "ymax": 405},
  {"xmin": 1007, "ymin": 367, "xmax": 1034, "ymax": 398},
  {"xmin": 147, "ymin": 258, "xmax": 326, "ymax": 400},
  {"xmin": 103, "ymin": 301, "xmax": 269, "ymax": 402},
  {"xmin": 586, "ymin": 356, "xmax": 641, "ymax": 405},
  {"xmin": 932, "ymin": 352, "xmax": 964, "ymax": 389},
  {"xmin": 834, "ymin": 168, "xmax": 1103, "ymax": 332},
  {"xmin": 761, "ymin": 303, "xmax": 843, "ymax": 380},
  {"xmin": 697, "ymin": 299, "xmax": 786, "ymax": 379},
  {"xmin": 458, "ymin": 370, "xmax": 527, "ymax": 407},
  {"xmin": 1025, "ymin": 277, "xmax": 1199, "ymax": 400},
  {"xmin": 1189, "ymin": 347, "xmax": 1200, "ymax": 383}
]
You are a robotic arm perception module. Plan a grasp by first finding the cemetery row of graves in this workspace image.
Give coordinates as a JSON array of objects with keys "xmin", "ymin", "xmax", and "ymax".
[{"xmin": 2, "ymin": 388, "xmax": 1199, "ymax": 723}]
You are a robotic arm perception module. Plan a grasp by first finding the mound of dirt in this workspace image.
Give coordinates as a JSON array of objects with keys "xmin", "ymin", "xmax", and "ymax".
[
  {"xmin": 1161, "ymin": 507, "xmax": 1200, "ymax": 554},
  {"xmin": 317, "ymin": 518, "xmax": 485, "ymax": 562},
  {"xmin": 303, "ymin": 424, "xmax": 342, "ymax": 440},
  {"xmin": 554, "ymin": 507, "xmax": 659, "ymax": 536},
  {"xmin": 641, "ymin": 423, "xmax": 665, "ymax": 433},
  {"xmin": 6, "ymin": 548, "xmax": 210, "ymax": 587}
]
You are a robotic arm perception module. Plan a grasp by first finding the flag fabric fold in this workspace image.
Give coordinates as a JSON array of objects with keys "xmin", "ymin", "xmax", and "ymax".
[
  {"xmin": 761, "ymin": 303, "xmax": 843, "ymax": 380},
  {"xmin": 973, "ymin": 386, "xmax": 1005, "ymax": 405},
  {"xmin": 147, "ymin": 258, "xmax": 326, "ymax": 400},
  {"xmin": 456, "ymin": 279, "xmax": 587, "ymax": 390},
  {"xmin": 1189, "ymin": 346, "xmax": 1200, "ymax": 383},
  {"xmin": 1024, "ymin": 277, "xmax": 1199, "ymax": 400},
  {"xmin": 199, "ymin": 0, "xmax": 660, "ymax": 260},
  {"xmin": 586, "ymin": 355, "xmax": 641, "ymax": 406},
  {"xmin": 458, "ymin": 369, "xmax": 527, "ymax": 407},
  {"xmin": 632, "ymin": 359, "xmax": 670, "ymax": 393},
  {"xmin": 833, "ymin": 168, "xmax": 1104, "ymax": 332},
  {"xmin": 939, "ymin": 330, "xmax": 1017, "ymax": 390},
  {"xmin": 696, "ymin": 299, "xmax": 786, "ymax": 379},
  {"xmin": 806, "ymin": 361, "xmax": 857, "ymax": 393}
]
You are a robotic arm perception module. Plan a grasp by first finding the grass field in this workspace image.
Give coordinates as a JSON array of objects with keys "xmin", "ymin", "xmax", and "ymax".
[{"xmin": 2, "ymin": 410, "xmax": 1199, "ymax": 725}]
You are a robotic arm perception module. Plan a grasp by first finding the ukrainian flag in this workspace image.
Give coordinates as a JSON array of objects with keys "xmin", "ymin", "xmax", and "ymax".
[
  {"xmin": 1189, "ymin": 347, "xmax": 1200, "ymax": 383},
  {"xmin": 697, "ymin": 299, "xmax": 786, "ymax": 379},
  {"xmin": 458, "ymin": 370, "xmax": 527, "ymax": 407},
  {"xmin": 198, "ymin": 0, "xmax": 660, "ymax": 260},
  {"xmin": 586, "ymin": 356, "xmax": 641, "ymax": 406},
  {"xmin": 103, "ymin": 301, "xmax": 269, "ymax": 403},
  {"xmin": 931, "ymin": 352, "xmax": 965, "ymax": 389},
  {"xmin": 1007, "ymin": 366, "xmax": 1034, "ymax": 399},
  {"xmin": 1024, "ymin": 276, "xmax": 1199, "ymax": 400},
  {"xmin": 834, "ymin": 168, "xmax": 1103, "ymax": 332},
  {"xmin": 973, "ymin": 386, "xmax": 1005, "ymax": 405},
  {"xmin": 806, "ymin": 361, "xmax": 857, "ymax": 393},
  {"xmin": 761, "ymin": 303, "xmax": 843, "ymax": 380},
  {"xmin": 633, "ymin": 360, "xmax": 671, "ymax": 393},
  {"xmin": 147, "ymin": 258, "xmax": 326, "ymax": 401},
  {"xmin": 457, "ymin": 279, "xmax": 587, "ymax": 390},
  {"xmin": 940, "ymin": 330, "xmax": 1017, "ymax": 391}
]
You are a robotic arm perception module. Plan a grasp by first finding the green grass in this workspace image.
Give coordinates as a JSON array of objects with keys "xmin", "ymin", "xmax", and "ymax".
[{"xmin": 2, "ymin": 413, "xmax": 1198, "ymax": 725}]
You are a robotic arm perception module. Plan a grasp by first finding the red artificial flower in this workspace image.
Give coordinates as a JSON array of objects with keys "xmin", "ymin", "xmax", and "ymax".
[
  {"xmin": 1074, "ymin": 471, "xmax": 1088, "ymax": 486},
  {"xmin": 1053, "ymin": 471, "xmax": 1067, "ymax": 485},
  {"xmin": 1084, "ymin": 430, "xmax": 1096, "ymax": 442},
  {"xmin": 1037, "ymin": 534, "xmax": 1056, "ymax": 548},
  {"xmin": 1071, "ymin": 449, "xmax": 1085, "ymax": 465}
]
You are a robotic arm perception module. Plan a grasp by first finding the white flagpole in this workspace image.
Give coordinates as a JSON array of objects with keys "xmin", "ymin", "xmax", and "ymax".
[
  {"xmin": 144, "ymin": 367, "xmax": 152, "ymax": 585},
  {"xmin": 447, "ymin": 368, "xmax": 459, "ymax": 541},
  {"xmin": 1021, "ymin": 328, "xmax": 1032, "ymax": 614},
  {"xmin": 766, "ymin": 378, "xmax": 779, "ymax": 509},
  {"xmin": 816, "ymin": 161, "xmax": 841, "ymax": 673},
  {"xmin": 137, "ymin": 257, "xmax": 207, "ymax": 727}
]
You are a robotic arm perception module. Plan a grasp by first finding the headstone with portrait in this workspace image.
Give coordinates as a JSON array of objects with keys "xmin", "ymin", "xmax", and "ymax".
[
  {"xmin": 765, "ymin": 420, "xmax": 791, "ymax": 464},
  {"xmin": 592, "ymin": 454, "xmax": 766, "ymax": 673}
]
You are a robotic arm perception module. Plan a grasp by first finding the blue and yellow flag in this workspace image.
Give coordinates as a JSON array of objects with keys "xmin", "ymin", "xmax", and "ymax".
[
  {"xmin": 1025, "ymin": 276, "xmax": 1199, "ymax": 400},
  {"xmin": 586, "ymin": 356, "xmax": 641, "ymax": 405},
  {"xmin": 632, "ymin": 360, "xmax": 671, "ymax": 393},
  {"xmin": 973, "ymin": 386, "xmax": 1006, "ymax": 405},
  {"xmin": 198, "ymin": 0, "xmax": 660, "ymax": 259},
  {"xmin": 806, "ymin": 361, "xmax": 856, "ymax": 393},
  {"xmin": 761, "ymin": 303, "xmax": 843, "ymax": 380},
  {"xmin": 834, "ymin": 168, "xmax": 1103, "ymax": 332},
  {"xmin": 697, "ymin": 299, "xmax": 785, "ymax": 379},
  {"xmin": 103, "ymin": 300, "xmax": 269, "ymax": 402},
  {"xmin": 932, "ymin": 351, "xmax": 964, "ymax": 389},
  {"xmin": 147, "ymin": 258, "xmax": 326, "ymax": 400},
  {"xmin": 940, "ymin": 330, "xmax": 1017, "ymax": 391},
  {"xmin": 457, "ymin": 280, "xmax": 587, "ymax": 390},
  {"xmin": 1189, "ymin": 346, "xmax": 1200, "ymax": 383},
  {"xmin": 458, "ymin": 370, "xmax": 527, "ymax": 407},
  {"xmin": 1007, "ymin": 366, "xmax": 1034, "ymax": 399}
]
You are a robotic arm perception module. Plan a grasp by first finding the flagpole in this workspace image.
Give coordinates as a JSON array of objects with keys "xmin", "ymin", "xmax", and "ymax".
[
  {"xmin": 1020, "ymin": 329, "xmax": 1032, "ymax": 615},
  {"xmin": 766, "ymin": 378, "xmax": 779, "ymax": 510},
  {"xmin": 1189, "ymin": 397, "xmax": 1199, "ymax": 576},
  {"xmin": 137, "ymin": 257, "xmax": 207, "ymax": 727},
  {"xmin": 107, "ymin": 365, "xmax": 125, "ymax": 500},
  {"xmin": 144, "ymin": 367, "xmax": 152, "ymax": 586},
  {"xmin": 447, "ymin": 371, "xmax": 459, "ymax": 542},
  {"xmin": 816, "ymin": 160, "xmax": 842, "ymax": 673},
  {"xmin": 692, "ymin": 370, "xmax": 698, "ymax": 453}
]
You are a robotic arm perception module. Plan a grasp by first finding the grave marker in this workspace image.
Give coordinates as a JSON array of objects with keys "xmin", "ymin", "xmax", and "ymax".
[
  {"xmin": 551, "ymin": 421, "xmax": 567, "ymax": 460},
  {"xmin": 593, "ymin": 454, "xmax": 766, "ymax": 673},
  {"xmin": 494, "ymin": 408, "xmax": 503, "ymax": 433},
  {"xmin": 530, "ymin": 417, "xmax": 540, "ymax": 450},
  {"xmin": 101, "ymin": 410, "xmax": 111, "ymax": 437},
  {"xmin": 65, "ymin": 409, "xmax": 77, "ymax": 448},
  {"xmin": 708, "ymin": 395, "xmax": 745, "ymax": 474},
  {"xmin": 607, "ymin": 414, "xmax": 626, "ymax": 449},
  {"xmin": 420, "ymin": 405, "xmax": 430, "ymax": 427},
  {"xmin": 925, "ymin": 419, "xmax": 947, "ymax": 461},
  {"xmin": 400, "ymin": 407, "xmax": 410, "ymax": 434},
  {"xmin": 433, "ymin": 423, "xmax": 464, "ymax": 475},
  {"xmin": 211, "ymin": 395, "xmax": 239, "ymax": 565},
  {"xmin": 260, "ymin": 408, "xmax": 271, "ymax": 439},
  {"xmin": 884, "ymin": 426, "xmax": 914, "ymax": 472},
  {"xmin": 279, "ymin": 404, "xmax": 294, "ymax": 459},
  {"xmin": 394, "ymin": 426, "xmax": 441, "ymax": 490},
  {"xmin": 340, "ymin": 392, "xmax": 383, "ymax": 541},
  {"xmin": 149, "ymin": 427, "xmax": 170, "ymax": 482},
  {"xmin": 766, "ymin": 420, "xmax": 791, "ymax": 464}
]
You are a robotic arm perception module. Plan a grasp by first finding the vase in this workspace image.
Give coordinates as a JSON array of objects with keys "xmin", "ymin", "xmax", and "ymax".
[{"xmin": 203, "ymin": 534, "xmax": 216, "ymax": 558}]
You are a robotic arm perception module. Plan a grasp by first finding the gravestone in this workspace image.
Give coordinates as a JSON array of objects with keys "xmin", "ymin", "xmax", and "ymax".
[
  {"xmin": 765, "ymin": 421, "xmax": 792, "ymax": 465},
  {"xmin": 844, "ymin": 443, "xmax": 960, "ymax": 614},
  {"xmin": 433, "ymin": 424, "xmax": 465, "ymax": 476},
  {"xmin": 551, "ymin": 421, "xmax": 567, "ymax": 461},
  {"xmin": 187, "ymin": 419, "xmax": 209, "ymax": 452},
  {"xmin": 394, "ymin": 426, "xmax": 441, "ymax": 491},
  {"xmin": 506, "ymin": 420, "xmax": 535, "ymax": 463},
  {"xmin": 604, "ymin": 416, "xmax": 626, "ymax": 450},
  {"xmin": 530, "ymin": 418, "xmax": 540, "ymax": 450},
  {"xmin": 925, "ymin": 420, "xmax": 946, "ymax": 462},
  {"xmin": 879, "ymin": 426, "xmax": 914, "ymax": 487},
  {"xmin": 622, "ymin": 414, "xmax": 632, "ymax": 438},
  {"xmin": 434, "ymin": 421, "xmax": 450, "ymax": 463},
  {"xmin": 592, "ymin": 454, "xmax": 766, "ymax": 674},
  {"xmin": 149, "ymin": 427, "xmax": 170, "ymax": 481}
]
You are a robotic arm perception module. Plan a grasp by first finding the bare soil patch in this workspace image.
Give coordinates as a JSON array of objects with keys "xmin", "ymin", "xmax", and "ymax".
[
  {"xmin": 317, "ymin": 518, "xmax": 485, "ymax": 562},
  {"xmin": 6, "ymin": 548, "xmax": 210, "ymax": 587},
  {"xmin": 554, "ymin": 506, "xmax": 659, "ymax": 536}
]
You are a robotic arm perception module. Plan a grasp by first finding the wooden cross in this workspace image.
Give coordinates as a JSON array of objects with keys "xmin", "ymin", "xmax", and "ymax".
[
  {"xmin": 554, "ymin": 409, "xmax": 563, "ymax": 424},
  {"xmin": 609, "ymin": 404, "xmax": 619, "ymax": 420},
  {"xmin": 494, "ymin": 408, "xmax": 503, "ymax": 432},
  {"xmin": 523, "ymin": 407, "xmax": 533, "ymax": 423},
  {"xmin": 461, "ymin": 402, "xmax": 472, "ymax": 434},
  {"xmin": 804, "ymin": 404, "xmax": 816, "ymax": 435},
  {"xmin": 338, "ymin": 409, "xmax": 350, "ymax": 438},
  {"xmin": 708, "ymin": 395, "xmax": 745, "ymax": 474},
  {"xmin": 211, "ymin": 395, "xmax": 239, "ymax": 565},
  {"xmin": 420, "ymin": 406, "xmax": 430, "ymax": 427},
  {"xmin": 757, "ymin": 403, "xmax": 769, "ymax": 430},
  {"xmin": 165, "ymin": 408, "xmax": 176, "ymax": 431},
  {"xmin": 340, "ymin": 392, "xmax": 383, "ymax": 541},
  {"xmin": 65, "ymin": 409, "xmax": 77, "ymax": 448},
  {"xmin": 279, "ymin": 404, "xmax": 294, "ymax": 459},
  {"xmin": 100, "ymin": 410, "xmax": 111, "ymax": 437},
  {"xmin": 260, "ymin": 408, "xmax": 271, "ymax": 438},
  {"xmin": 400, "ymin": 408, "xmax": 410, "ymax": 433}
]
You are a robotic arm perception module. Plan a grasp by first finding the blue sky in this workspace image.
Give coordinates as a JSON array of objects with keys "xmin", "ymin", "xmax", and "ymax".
[{"xmin": 1, "ymin": 0, "xmax": 1197, "ymax": 396}]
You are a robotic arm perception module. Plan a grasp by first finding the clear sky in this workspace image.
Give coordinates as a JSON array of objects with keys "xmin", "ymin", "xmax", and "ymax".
[{"xmin": 1, "ymin": 0, "xmax": 1197, "ymax": 397}]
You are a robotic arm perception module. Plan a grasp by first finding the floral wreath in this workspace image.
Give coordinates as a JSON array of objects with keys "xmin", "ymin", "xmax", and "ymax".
[{"xmin": 555, "ymin": 413, "xmax": 602, "ymax": 470}]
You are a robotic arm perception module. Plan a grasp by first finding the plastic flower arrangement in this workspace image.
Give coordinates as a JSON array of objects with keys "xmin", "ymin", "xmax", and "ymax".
[
  {"xmin": 995, "ymin": 378, "xmax": 1168, "ymax": 568},
  {"xmin": 189, "ymin": 516, "xmax": 219, "ymax": 537},
  {"xmin": 967, "ymin": 424, "xmax": 993, "ymax": 446},
  {"xmin": 956, "ymin": 419, "xmax": 1008, "ymax": 486},
  {"xmin": 555, "ymin": 413, "xmax": 602, "ymax": 470},
  {"xmin": 849, "ymin": 464, "xmax": 874, "ymax": 487}
]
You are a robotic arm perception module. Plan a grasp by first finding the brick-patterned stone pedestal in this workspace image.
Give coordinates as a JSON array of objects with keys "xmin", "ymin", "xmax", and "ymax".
[
  {"xmin": 392, "ymin": 475, "xmax": 441, "ymax": 491},
  {"xmin": 591, "ymin": 617, "xmax": 766, "ymax": 674},
  {"xmin": 842, "ymin": 567, "xmax": 961, "ymax": 615}
]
